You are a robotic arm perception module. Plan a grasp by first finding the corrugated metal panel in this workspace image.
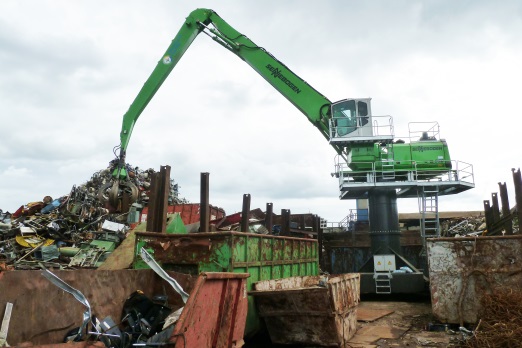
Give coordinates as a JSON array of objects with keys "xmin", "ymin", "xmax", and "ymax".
[{"xmin": 428, "ymin": 235, "xmax": 522, "ymax": 324}]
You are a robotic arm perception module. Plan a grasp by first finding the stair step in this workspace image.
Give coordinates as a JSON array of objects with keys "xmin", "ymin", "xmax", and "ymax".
[{"xmin": 374, "ymin": 272, "xmax": 392, "ymax": 294}]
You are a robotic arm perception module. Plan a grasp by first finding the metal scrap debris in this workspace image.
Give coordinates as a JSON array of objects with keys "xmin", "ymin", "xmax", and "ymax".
[
  {"xmin": 440, "ymin": 216, "xmax": 487, "ymax": 237},
  {"xmin": 0, "ymin": 162, "xmax": 188, "ymax": 270},
  {"xmin": 464, "ymin": 288, "xmax": 522, "ymax": 347}
]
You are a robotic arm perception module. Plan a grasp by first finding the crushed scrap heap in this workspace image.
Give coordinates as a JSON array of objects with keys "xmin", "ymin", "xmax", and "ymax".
[{"xmin": 0, "ymin": 162, "xmax": 187, "ymax": 269}]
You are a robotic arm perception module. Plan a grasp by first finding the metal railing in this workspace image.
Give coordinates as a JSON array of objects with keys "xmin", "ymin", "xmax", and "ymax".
[
  {"xmin": 406, "ymin": 121, "xmax": 440, "ymax": 141},
  {"xmin": 323, "ymin": 212, "xmax": 353, "ymax": 232},
  {"xmin": 329, "ymin": 115, "xmax": 394, "ymax": 141},
  {"xmin": 334, "ymin": 158, "xmax": 475, "ymax": 187}
]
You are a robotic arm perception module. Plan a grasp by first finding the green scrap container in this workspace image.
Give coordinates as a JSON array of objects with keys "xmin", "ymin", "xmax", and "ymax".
[{"xmin": 133, "ymin": 231, "xmax": 319, "ymax": 336}]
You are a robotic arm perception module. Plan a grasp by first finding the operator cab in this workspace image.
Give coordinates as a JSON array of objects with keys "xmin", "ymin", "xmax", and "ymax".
[{"xmin": 329, "ymin": 98, "xmax": 394, "ymax": 145}]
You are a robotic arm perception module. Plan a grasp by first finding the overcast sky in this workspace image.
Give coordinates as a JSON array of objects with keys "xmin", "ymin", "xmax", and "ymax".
[{"xmin": 1, "ymin": 1, "xmax": 521, "ymax": 223}]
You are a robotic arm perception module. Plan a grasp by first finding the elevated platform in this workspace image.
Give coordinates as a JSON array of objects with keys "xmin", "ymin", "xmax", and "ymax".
[
  {"xmin": 335, "ymin": 160, "xmax": 475, "ymax": 199},
  {"xmin": 329, "ymin": 134, "xmax": 394, "ymax": 145}
]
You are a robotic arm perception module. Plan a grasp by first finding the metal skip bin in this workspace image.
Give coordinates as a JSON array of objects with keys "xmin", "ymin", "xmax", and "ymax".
[
  {"xmin": 169, "ymin": 272, "xmax": 249, "ymax": 348},
  {"xmin": 0, "ymin": 269, "xmax": 249, "ymax": 348},
  {"xmin": 250, "ymin": 273, "xmax": 360, "ymax": 347},
  {"xmin": 133, "ymin": 231, "xmax": 319, "ymax": 336},
  {"xmin": 428, "ymin": 235, "xmax": 522, "ymax": 324}
]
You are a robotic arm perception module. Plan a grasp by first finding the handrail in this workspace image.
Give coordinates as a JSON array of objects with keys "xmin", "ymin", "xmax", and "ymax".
[
  {"xmin": 334, "ymin": 159, "xmax": 475, "ymax": 186},
  {"xmin": 329, "ymin": 115, "xmax": 394, "ymax": 140}
]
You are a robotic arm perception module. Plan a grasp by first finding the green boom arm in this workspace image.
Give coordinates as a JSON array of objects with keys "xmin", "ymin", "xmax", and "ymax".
[{"xmin": 116, "ymin": 8, "xmax": 341, "ymax": 179}]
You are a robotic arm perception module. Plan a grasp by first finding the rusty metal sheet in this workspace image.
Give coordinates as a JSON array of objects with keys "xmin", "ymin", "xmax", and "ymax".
[
  {"xmin": 357, "ymin": 308, "xmax": 394, "ymax": 322},
  {"xmin": 428, "ymin": 235, "xmax": 522, "ymax": 324},
  {"xmin": 140, "ymin": 203, "xmax": 225, "ymax": 225},
  {"xmin": 134, "ymin": 231, "xmax": 319, "ymax": 337},
  {"xmin": 0, "ymin": 269, "xmax": 195, "ymax": 345},
  {"xmin": 250, "ymin": 273, "xmax": 360, "ymax": 346},
  {"xmin": 170, "ymin": 272, "xmax": 249, "ymax": 348}
]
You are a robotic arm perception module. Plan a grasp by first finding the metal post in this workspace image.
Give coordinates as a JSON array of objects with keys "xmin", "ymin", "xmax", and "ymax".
[
  {"xmin": 146, "ymin": 172, "xmax": 158, "ymax": 232},
  {"xmin": 200, "ymin": 172, "xmax": 210, "ymax": 233},
  {"xmin": 265, "ymin": 203, "xmax": 273, "ymax": 234},
  {"xmin": 483, "ymin": 200, "xmax": 493, "ymax": 233},
  {"xmin": 315, "ymin": 215, "xmax": 324, "ymax": 270},
  {"xmin": 281, "ymin": 209, "xmax": 291, "ymax": 236},
  {"xmin": 498, "ymin": 182, "xmax": 513, "ymax": 234},
  {"xmin": 491, "ymin": 192, "xmax": 501, "ymax": 225},
  {"xmin": 512, "ymin": 168, "xmax": 522, "ymax": 229},
  {"xmin": 146, "ymin": 165, "xmax": 170, "ymax": 233},
  {"xmin": 241, "ymin": 194, "xmax": 251, "ymax": 232}
]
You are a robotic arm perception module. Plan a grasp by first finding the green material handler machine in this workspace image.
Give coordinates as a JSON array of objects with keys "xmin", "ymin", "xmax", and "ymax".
[{"xmin": 103, "ymin": 8, "xmax": 474, "ymax": 294}]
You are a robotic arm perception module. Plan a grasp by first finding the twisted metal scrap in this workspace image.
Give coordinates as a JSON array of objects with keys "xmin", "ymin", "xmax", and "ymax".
[{"xmin": 466, "ymin": 288, "xmax": 522, "ymax": 348}]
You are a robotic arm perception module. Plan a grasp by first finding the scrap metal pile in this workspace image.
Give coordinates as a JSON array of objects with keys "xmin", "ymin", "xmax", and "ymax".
[
  {"xmin": 440, "ymin": 215, "xmax": 487, "ymax": 237},
  {"xmin": 0, "ymin": 162, "xmax": 187, "ymax": 270},
  {"xmin": 441, "ymin": 214, "xmax": 519, "ymax": 237},
  {"xmin": 465, "ymin": 288, "xmax": 522, "ymax": 348}
]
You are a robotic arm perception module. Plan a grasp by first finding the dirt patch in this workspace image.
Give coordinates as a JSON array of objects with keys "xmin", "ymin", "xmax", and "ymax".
[
  {"xmin": 351, "ymin": 296, "xmax": 462, "ymax": 347},
  {"xmin": 245, "ymin": 295, "xmax": 467, "ymax": 347}
]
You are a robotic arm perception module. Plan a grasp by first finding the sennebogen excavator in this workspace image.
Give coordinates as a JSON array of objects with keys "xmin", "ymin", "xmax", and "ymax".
[{"xmin": 105, "ymin": 8, "xmax": 474, "ymax": 293}]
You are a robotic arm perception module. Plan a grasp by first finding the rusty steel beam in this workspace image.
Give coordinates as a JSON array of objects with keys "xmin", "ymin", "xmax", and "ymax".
[
  {"xmin": 300, "ymin": 215, "xmax": 306, "ymax": 231},
  {"xmin": 281, "ymin": 209, "xmax": 291, "ymax": 236},
  {"xmin": 146, "ymin": 165, "xmax": 170, "ymax": 233},
  {"xmin": 265, "ymin": 203, "xmax": 273, "ymax": 234},
  {"xmin": 146, "ymin": 172, "xmax": 158, "ymax": 231},
  {"xmin": 499, "ymin": 182, "xmax": 513, "ymax": 234},
  {"xmin": 200, "ymin": 172, "xmax": 210, "ymax": 233},
  {"xmin": 491, "ymin": 192, "xmax": 501, "ymax": 224},
  {"xmin": 512, "ymin": 168, "xmax": 522, "ymax": 228},
  {"xmin": 160, "ymin": 166, "xmax": 171, "ymax": 226},
  {"xmin": 241, "ymin": 194, "xmax": 251, "ymax": 232},
  {"xmin": 483, "ymin": 200, "xmax": 493, "ymax": 233},
  {"xmin": 315, "ymin": 214, "xmax": 324, "ymax": 270}
]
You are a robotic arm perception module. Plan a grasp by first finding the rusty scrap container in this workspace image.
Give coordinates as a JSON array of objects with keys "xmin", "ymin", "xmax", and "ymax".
[
  {"xmin": 0, "ymin": 269, "xmax": 248, "ymax": 347},
  {"xmin": 169, "ymin": 272, "xmax": 249, "ymax": 347},
  {"xmin": 133, "ymin": 231, "xmax": 319, "ymax": 336},
  {"xmin": 250, "ymin": 273, "xmax": 360, "ymax": 347},
  {"xmin": 139, "ymin": 203, "xmax": 224, "ymax": 225},
  {"xmin": 428, "ymin": 235, "xmax": 522, "ymax": 324}
]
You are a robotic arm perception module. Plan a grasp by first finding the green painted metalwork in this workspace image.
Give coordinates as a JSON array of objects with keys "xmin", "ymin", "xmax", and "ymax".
[
  {"xmin": 132, "ymin": 231, "xmax": 319, "ymax": 337},
  {"xmin": 118, "ymin": 8, "xmax": 333, "ymax": 152},
  {"xmin": 114, "ymin": 8, "xmax": 341, "ymax": 180},
  {"xmin": 350, "ymin": 140, "xmax": 452, "ymax": 173},
  {"xmin": 113, "ymin": 8, "xmax": 453, "ymax": 182},
  {"xmin": 166, "ymin": 212, "xmax": 187, "ymax": 234}
]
